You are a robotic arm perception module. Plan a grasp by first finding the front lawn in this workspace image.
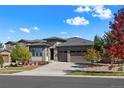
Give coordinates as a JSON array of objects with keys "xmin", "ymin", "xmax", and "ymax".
[
  {"xmin": 0, "ymin": 65, "xmax": 40, "ymax": 74},
  {"xmin": 0, "ymin": 70, "xmax": 21, "ymax": 74},
  {"xmin": 68, "ymin": 71, "xmax": 124, "ymax": 76}
]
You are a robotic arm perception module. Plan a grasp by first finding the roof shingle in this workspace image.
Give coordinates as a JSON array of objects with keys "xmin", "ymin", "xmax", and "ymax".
[{"xmin": 57, "ymin": 37, "xmax": 93, "ymax": 47}]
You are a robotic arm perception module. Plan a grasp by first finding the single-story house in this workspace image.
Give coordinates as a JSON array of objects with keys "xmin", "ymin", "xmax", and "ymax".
[{"xmin": 4, "ymin": 37, "xmax": 93, "ymax": 63}]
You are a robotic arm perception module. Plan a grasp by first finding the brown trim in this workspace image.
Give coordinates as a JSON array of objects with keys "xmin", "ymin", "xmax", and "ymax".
[{"xmin": 0, "ymin": 54, "xmax": 9, "ymax": 56}]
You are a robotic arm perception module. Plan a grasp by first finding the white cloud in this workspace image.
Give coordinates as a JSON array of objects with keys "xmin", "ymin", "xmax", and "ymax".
[
  {"xmin": 61, "ymin": 31, "xmax": 67, "ymax": 34},
  {"xmin": 74, "ymin": 6, "xmax": 91, "ymax": 13},
  {"xmin": 33, "ymin": 26, "xmax": 39, "ymax": 31},
  {"xmin": 19, "ymin": 26, "xmax": 39, "ymax": 33},
  {"xmin": 20, "ymin": 28, "xmax": 30, "ymax": 33},
  {"xmin": 74, "ymin": 35, "xmax": 82, "ymax": 38},
  {"xmin": 9, "ymin": 30, "xmax": 15, "ymax": 33},
  {"xmin": 66, "ymin": 16, "xmax": 89, "ymax": 26},
  {"xmin": 92, "ymin": 5, "xmax": 112, "ymax": 19},
  {"xmin": 74, "ymin": 5, "xmax": 112, "ymax": 19}
]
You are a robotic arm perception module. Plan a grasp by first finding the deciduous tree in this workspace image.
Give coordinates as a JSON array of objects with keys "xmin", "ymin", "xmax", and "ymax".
[
  {"xmin": 84, "ymin": 48, "xmax": 101, "ymax": 63},
  {"xmin": 106, "ymin": 8, "xmax": 124, "ymax": 61},
  {"xmin": 11, "ymin": 43, "xmax": 32, "ymax": 65}
]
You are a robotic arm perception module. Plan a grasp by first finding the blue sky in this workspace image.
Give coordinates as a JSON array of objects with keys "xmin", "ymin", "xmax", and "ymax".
[{"xmin": 0, "ymin": 5, "xmax": 123, "ymax": 43}]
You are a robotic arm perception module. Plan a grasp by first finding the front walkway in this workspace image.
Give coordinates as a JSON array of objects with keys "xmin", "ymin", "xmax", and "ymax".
[{"xmin": 13, "ymin": 61, "xmax": 80, "ymax": 76}]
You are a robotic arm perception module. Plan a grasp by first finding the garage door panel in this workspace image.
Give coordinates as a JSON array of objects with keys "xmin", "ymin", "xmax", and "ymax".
[
  {"xmin": 71, "ymin": 56, "xmax": 85, "ymax": 63},
  {"xmin": 58, "ymin": 52, "xmax": 67, "ymax": 62},
  {"xmin": 70, "ymin": 51, "xmax": 87, "ymax": 63}
]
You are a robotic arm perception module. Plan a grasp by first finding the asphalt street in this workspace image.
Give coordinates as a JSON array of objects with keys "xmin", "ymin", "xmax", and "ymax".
[{"xmin": 0, "ymin": 75, "xmax": 124, "ymax": 88}]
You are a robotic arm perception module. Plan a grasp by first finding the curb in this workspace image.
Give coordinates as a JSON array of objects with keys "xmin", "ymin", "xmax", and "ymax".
[{"xmin": 0, "ymin": 74, "xmax": 124, "ymax": 79}]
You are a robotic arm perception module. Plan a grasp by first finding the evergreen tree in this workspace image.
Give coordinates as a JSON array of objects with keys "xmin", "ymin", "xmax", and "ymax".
[
  {"xmin": 0, "ymin": 42, "xmax": 4, "ymax": 50},
  {"xmin": 94, "ymin": 35, "xmax": 104, "ymax": 55}
]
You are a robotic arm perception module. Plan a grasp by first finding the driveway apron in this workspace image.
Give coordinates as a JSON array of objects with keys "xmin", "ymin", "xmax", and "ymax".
[{"xmin": 13, "ymin": 62, "xmax": 79, "ymax": 76}]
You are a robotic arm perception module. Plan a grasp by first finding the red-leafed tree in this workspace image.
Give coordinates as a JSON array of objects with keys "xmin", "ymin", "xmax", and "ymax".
[{"xmin": 106, "ymin": 8, "xmax": 124, "ymax": 61}]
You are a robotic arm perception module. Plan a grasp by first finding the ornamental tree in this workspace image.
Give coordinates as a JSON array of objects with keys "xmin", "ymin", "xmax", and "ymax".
[
  {"xmin": 11, "ymin": 43, "xmax": 32, "ymax": 65},
  {"xmin": 84, "ymin": 48, "xmax": 101, "ymax": 63},
  {"xmin": 106, "ymin": 8, "xmax": 124, "ymax": 60}
]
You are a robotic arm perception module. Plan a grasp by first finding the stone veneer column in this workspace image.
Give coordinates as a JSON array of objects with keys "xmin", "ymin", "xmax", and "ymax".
[
  {"xmin": 46, "ymin": 48, "xmax": 49, "ymax": 62},
  {"xmin": 67, "ymin": 50, "xmax": 71, "ymax": 62},
  {"xmin": 43, "ymin": 48, "xmax": 49, "ymax": 62},
  {"xmin": 54, "ymin": 48, "xmax": 58, "ymax": 61},
  {"xmin": 48, "ymin": 48, "xmax": 50, "ymax": 61}
]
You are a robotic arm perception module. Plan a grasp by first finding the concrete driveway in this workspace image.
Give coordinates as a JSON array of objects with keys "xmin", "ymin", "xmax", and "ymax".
[{"xmin": 14, "ymin": 61, "xmax": 80, "ymax": 76}]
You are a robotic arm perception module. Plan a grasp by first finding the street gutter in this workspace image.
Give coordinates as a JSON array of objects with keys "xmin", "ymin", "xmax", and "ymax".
[{"xmin": 0, "ymin": 74, "xmax": 124, "ymax": 79}]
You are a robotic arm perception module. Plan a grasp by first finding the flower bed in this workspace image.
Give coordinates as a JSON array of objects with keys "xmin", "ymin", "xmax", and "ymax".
[{"xmin": 25, "ymin": 61, "xmax": 48, "ymax": 66}]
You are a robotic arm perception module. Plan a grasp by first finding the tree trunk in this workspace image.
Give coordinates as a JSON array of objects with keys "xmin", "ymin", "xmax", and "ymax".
[
  {"xmin": 108, "ymin": 58, "xmax": 114, "ymax": 70},
  {"xmin": 1, "ymin": 64, "xmax": 3, "ymax": 68}
]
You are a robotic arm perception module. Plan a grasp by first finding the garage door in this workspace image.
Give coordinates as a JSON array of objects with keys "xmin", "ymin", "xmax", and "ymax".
[
  {"xmin": 58, "ymin": 51, "xmax": 67, "ymax": 62},
  {"xmin": 70, "ymin": 51, "xmax": 86, "ymax": 63}
]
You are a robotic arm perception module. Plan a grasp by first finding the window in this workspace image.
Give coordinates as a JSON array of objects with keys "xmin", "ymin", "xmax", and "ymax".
[
  {"xmin": 36, "ymin": 52, "xmax": 38, "ymax": 56},
  {"xmin": 29, "ymin": 47, "xmax": 43, "ymax": 57},
  {"xmin": 40, "ymin": 52, "xmax": 42, "ymax": 56}
]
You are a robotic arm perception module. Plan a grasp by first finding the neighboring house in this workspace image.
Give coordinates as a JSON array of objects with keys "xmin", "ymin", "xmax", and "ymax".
[
  {"xmin": 5, "ymin": 37, "xmax": 93, "ymax": 63},
  {"xmin": 0, "ymin": 50, "xmax": 11, "ymax": 65}
]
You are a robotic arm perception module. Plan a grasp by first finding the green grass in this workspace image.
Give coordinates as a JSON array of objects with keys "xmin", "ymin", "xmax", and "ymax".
[
  {"xmin": 0, "ymin": 65, "xmax": 40, "ymax": 71},
  {"xmin": 0, "ymin": 65, "xmax": 40, "ymax": 74},
  {"xmin": 68, "ymin": 71, "xmax": 124, "ymax": 76},
  {"xmin": 0, "ymin": 71, "xmax": 21, "ymax": 74}
]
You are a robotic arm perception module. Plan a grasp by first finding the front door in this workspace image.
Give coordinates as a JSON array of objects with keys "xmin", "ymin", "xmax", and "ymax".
[{"xmin": 50, "ymin": 49, "xmax": 54, "ymax": 60}]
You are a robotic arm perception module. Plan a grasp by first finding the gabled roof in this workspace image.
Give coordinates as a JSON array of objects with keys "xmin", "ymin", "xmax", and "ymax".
[
  {"xmin": 5, "ymin": 41, "xmax": 16, "ymax": 45},
  {"xmin": 43, "ymin": 37, "xmax": 66, "ymax": 42},
  {"xmin": 17, "ymin": 39, "xmax": 46, "ymax": 43},
  {"xmin": 5, "ymin": 37, "xmax": 93, "ymax": 47},
  {"xmin": 17, "ymin": 39, "xmax": 28, "ymax": 43},
  {"xmin": 57, "ymin": 37, "xmax": 93, "ymax": 47},
  {"xmin": 0, "ymin": 49, "xmax": 11, "ymax": 53},
  {"xmin": 26, "ymin": 42, "xmax": 50, "ymax": 47}
]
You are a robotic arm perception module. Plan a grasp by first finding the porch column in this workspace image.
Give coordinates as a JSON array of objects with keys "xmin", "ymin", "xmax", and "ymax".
[
  {"xmin": 54, "ymin": 48, "xmax": 58, "ymax": 61},
  {"xmin": 48, "ymin": 48, "xmax": 50, "ymax": 61},
  {"xmin": 44, "ymin": 48, "xmax": 49, "ymax": 62},
  {"xmin": 67, "ymin": 50, "xmax": 71, "ymax": 62}
]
